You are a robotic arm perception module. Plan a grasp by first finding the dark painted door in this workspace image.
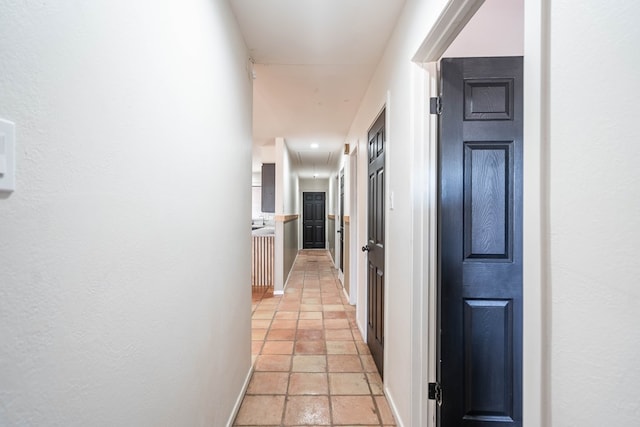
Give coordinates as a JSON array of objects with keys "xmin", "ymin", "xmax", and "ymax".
[
  {"xmin": 339, "ymin": 170, "xmax": 345, "ymax": 272},
  {"xmin": 364, "ymin": 109, "xmax": 385, "ymax": 377},
  {"xmin": 303, "ymin": 192, "xmax": 325, "ymax": 249},
  {"xmin": 438, "ymin": 57, "xmax": 523, "ymax": 427}
]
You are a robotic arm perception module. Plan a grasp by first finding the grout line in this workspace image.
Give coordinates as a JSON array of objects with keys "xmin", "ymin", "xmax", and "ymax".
[{"xmin": 245, "ymin": 250, "xmax": 393, "ymax": 426}]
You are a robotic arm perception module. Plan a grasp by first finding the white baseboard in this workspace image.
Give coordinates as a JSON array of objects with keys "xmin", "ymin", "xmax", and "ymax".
[
  {"xmin": 278, "ymin": 251, "xmax": 300, "ymax": 296},
  {"xmin": 384, "ymin": 385, "xmax": 405, "ymax": 427},
  {"xmin": 225, "ymin": 365, "xmax": 254, "ymax": 427},
  {"xmin": 341, "ymin": 285, "xmax": 350, "ymax": 302}
]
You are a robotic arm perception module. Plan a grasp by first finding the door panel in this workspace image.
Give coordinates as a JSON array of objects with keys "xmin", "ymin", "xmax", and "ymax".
[
  {"xmin": 303, "ymin": 192, "xmax": 325, "ymax": 249},
  {"xmin": 438, "ymin": 57, "xmax": 523, "ymax": 427},
  {"xmin": 340, "ymin": 170, "xmax": 345, "ymax": 272},
  {"xmin": 463, "ymin": 299, "xmax": 514, "ymax": 421},
  {"xmin": 366, "ymin": 109, "xmax": 385, "ymax": 377}
]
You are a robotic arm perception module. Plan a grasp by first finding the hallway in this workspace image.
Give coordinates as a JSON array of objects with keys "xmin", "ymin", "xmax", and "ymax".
[{"xmin": 234, "ymin": 250, "xmax": 396, "ymax": 426}]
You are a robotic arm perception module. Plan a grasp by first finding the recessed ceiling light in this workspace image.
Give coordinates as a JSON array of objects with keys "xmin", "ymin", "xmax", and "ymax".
[{"xmin": 310, "ymin": 143, "xmax": 319, "ymax": 149}]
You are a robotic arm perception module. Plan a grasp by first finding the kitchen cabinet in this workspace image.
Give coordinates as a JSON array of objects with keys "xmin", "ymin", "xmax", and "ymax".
[{"xmin": 261, "ymin": 163, "xmax": 275, "ymax": 213}]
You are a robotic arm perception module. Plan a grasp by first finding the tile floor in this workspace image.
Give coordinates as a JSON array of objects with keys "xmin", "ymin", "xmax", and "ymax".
[{"xmin": 234, "ymin": 250, "xmax": 396, "ymax": 426}]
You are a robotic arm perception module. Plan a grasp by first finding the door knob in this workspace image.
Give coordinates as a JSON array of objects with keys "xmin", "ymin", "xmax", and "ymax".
[{"xmin": 361, "ymin": 245, "xmax": 370, "ymax": 252}]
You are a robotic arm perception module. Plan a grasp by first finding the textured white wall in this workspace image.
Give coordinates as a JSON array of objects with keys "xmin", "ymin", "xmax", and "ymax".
[
  {"xmin": 347, "ymin": 0, "xmax": 449, "ymax": 422},
  {"xmin": 274, "ymin": 137, "xmax": 299, "ymax": 215},
  {"xmin": 443, "ymin": 0, "xmax": 524, "ymax": 58},
  {"xmin": 285, "ymin": 143, "xmax": 299, "ymax": 216},
  {"xmin": 548, "ymin": 1, "xmax": 640, "ymax": 425},
  {"xmin": 0, "ymin": 1, "xmax": 253, "ymax": 426},
  {"xmin": 274, "ymin": 138, "xmax": 299, "ymax": 292},
  {"xmin": 284, "ymin": 143, "xmax": 299, "ymax": 283}
]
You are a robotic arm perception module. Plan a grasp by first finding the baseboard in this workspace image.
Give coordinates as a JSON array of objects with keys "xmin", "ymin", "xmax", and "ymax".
[
  {"xmin": 327, "ymin": 247, "xmax": 335, "ymax": 264},
  {"xmin": 225, "ymin": 365, "xmax": 254, "ymax": 427},
  {"xmin": 384, "ymin": 385, "xmax": 405, "ymax": 427},
  {"xmin": 356, "ymin": 318, "xmax": 366, "ymax": 344},
  {"xmin": 278, "ymin": 251, "xmax": 300, "ymax": 296},
  {"xmin": 341, "ymin": 285, "xmax": 350, "ymax": 303}
]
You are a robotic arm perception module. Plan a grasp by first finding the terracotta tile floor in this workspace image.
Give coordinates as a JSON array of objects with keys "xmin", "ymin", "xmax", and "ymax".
[{"xmin": 234, "ymin": 250, "xmax": 396, "ymax": 426}]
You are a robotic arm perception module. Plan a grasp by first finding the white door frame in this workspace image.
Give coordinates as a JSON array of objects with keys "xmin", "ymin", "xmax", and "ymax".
[
  {"xmin": 410, "ymin": 0, "xmax": 549, "ymax": 425},
  {"xmin": 348, "ymin": 147, "xmax": 358, "ymax": 305}
]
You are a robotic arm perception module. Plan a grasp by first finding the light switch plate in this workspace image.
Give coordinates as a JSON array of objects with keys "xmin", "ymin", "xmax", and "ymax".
[{"xmin": 0, "ymin": 119, "xmax": 16, "ymax": 192}]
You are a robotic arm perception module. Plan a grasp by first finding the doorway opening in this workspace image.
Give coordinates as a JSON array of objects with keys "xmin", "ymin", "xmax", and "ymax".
[{"xmin": 411, "ymin": 0, "xmax": 528, "ymax": 425}]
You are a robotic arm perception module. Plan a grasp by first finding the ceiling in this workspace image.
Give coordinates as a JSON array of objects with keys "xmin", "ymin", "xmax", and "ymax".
[{"xmin": 229, "ymin": 0, "xmax": 406, "ymax": 178}]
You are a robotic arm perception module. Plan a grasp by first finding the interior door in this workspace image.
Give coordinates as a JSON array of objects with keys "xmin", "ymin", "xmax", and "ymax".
[
  {"xmin": 303, "ymin": 192, "xmax": 326, "ymax": 249},
  {"xmin": 364, "ymin": 109, "xmax": 385, "ymax": 377},
  {"xmin": 438, "ymin": 57, "xmax": 523, "ymax": 426},
  {"xmin": 339, "ymin": 170, "xmax": 345, "ymax": 272}
]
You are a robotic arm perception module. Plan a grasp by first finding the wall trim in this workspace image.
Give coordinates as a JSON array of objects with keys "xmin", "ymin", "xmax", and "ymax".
[
  {"xmin": 407, "ymin": 60, "xmax": 437, "ymax": 427},
  {"xmin": 384, "ymin": 386, "xmax": 405, "ymax": 427},
  {"xmin": 412, "ymin": 0, "xmax": 485, "ymax": 63},
  {"xmin": 327, "ymin": 214, "xmax": 336, "ymax": 220},
  {"xmin": 225, "ymin": 365, "xmax": 253, "ymax": 427},
  {"xmin": 275, "ymin": 214, "xmax": 299, "ymax": 223},
  {"xmin": 348, "ymin": 147, "xmax": 358, "ymax": 306},
  {"xmin": 522, "ymin": 0, "xmax": 550, "ymax": 425},
  {"xmin": 282, "ymin": 251, "xmax": 301, "ymax": 293},
  {"xmin": 344, "ymin": 215, "xmax": 350, "ymax": 224}
]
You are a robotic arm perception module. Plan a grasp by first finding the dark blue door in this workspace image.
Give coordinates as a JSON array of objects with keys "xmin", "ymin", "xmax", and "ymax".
[
  {"xmin": 438, "ymin": 57, "xmax": 523, "ymax": 427},
  {"xmin": 366, "ymin": 109, "xmax": 385, "ymax": 377},
  {"xmin": 303, "ymin": 192, "xmax": 325, "ymax": 249}
]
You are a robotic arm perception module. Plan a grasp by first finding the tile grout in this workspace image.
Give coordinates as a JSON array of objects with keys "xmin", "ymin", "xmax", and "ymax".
[{"xmin": 238, "ymin": 250, "xmax": 396, "ymax": 426}]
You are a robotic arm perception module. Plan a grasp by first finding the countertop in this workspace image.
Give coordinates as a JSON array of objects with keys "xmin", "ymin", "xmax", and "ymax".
[{"xmin": 252, "ymin": 226, "xmax": 275, "ymax": 236}]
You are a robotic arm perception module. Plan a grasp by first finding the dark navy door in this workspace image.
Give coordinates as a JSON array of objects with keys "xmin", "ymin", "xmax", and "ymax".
[
  {"xmin": 438, "ymin": 57, "xmax": 523, "ymax": 427},
  {"xmin": 339, "ymin": 170, "xmax": 345, "ymax": 272},
  {"xmin": 365, "ymin": 109, "xmax": 385, "ymax": 377},
  {"xmin": 303, "ymin": 192, "xmax": 325, "ymax": 249}
]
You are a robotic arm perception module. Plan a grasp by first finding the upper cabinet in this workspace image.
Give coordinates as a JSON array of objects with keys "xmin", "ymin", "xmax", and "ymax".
[{"xmin": 261, "ymin": 163, "xmax": 275, "ymax": 213}]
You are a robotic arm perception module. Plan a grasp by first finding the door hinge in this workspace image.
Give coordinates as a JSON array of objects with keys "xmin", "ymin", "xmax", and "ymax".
[
  {"xmin": 429, "ymin": 97, "xmax": 442, "ymax": 115},
  {"xmin": 428, "ymin": 382, "xmax": 443, "ymax": 406}
]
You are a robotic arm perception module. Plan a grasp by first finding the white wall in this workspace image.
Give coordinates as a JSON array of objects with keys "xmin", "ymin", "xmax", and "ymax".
[
  {"xmin": 443, "ymin": 0, "xmax": 524, "ymax": 58},
  {"xmin": 274, "ymin": 137, "xmax": 299, "ymax": 216},
  {"xmin": 274, "ymin": 138, "xmax": 299, "ymax": 292},
  {"xmin": 0, "ymin": 1, "xmax": 253, "ymax": 426},
  {"xmin": 547, "ymin": 1, "xmax": 640, "ymax": 425},
  {"xmin": 347, "ymin": 1, "xmax": 449, "ymax": 424}
]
